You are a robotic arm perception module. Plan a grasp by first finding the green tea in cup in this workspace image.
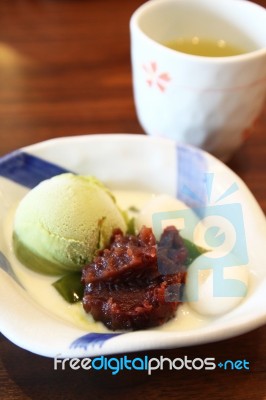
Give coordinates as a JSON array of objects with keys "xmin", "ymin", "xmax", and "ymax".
[
  {"xmin": 130, "ymin": 0, "xmax": 266, "ymax": 160},
  {"xmin": 164, "ymin": 37, "xmax": 247, "ymax": 57}
]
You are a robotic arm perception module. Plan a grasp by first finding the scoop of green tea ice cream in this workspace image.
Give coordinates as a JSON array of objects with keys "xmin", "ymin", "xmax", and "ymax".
[{"xmin": 13, "ymin": 173, "xmax": 127, "ymax": 275}]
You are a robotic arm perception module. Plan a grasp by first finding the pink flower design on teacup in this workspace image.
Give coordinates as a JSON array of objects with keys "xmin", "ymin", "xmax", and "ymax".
[{"xmin": 143, "ymin": 62, "xmax": 171, "ymax": 92}]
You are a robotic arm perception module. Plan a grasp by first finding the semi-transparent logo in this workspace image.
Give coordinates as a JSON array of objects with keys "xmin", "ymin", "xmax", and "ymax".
[{"xmin": 152, "ymin": 174, "xmax": 248, "ymax": 301}]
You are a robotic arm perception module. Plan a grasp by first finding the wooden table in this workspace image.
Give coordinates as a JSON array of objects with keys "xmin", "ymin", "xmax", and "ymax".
[{"xmin": 0, "ymin": 1, "xmax": 265, "ymax": 399}]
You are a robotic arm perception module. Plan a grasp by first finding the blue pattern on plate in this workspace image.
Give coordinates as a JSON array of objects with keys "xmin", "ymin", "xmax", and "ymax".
[
  {"xmin": 177, "ymin": 145, "xmax": 208, "ymax": 208},
  {"xmin": 0, "ymin": 251, "xmax": 24, "ymax": 288},
  {"xmin": 70, "ymin": 332, "xmax": 123, "ymax": 350},
  {"xmin": 0, "ymin": 151, "xmax": 70, "ymax": 188}
]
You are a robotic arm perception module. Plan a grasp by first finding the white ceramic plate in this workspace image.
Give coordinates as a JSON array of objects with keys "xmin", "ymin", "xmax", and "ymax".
[{"xmin": 0, "ymin": 134, "xmax": 266, "ymax": 358}]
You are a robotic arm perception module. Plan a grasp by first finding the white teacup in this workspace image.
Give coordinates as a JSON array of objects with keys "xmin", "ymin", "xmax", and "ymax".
[{"xmin": 130, "ymin": 0, "xmax": 266, "ymax": 161}]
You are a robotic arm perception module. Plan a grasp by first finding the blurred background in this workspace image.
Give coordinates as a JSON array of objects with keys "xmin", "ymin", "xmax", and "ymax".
[{"xmin": 0, "ymin": 0, "xmax": 145, "ymax": 155}]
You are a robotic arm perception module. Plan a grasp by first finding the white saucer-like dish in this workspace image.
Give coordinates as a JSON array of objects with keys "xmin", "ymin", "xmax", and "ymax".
[{"xmin": 0, "ymin": 134, "xmax": 265, "ymax": 358}]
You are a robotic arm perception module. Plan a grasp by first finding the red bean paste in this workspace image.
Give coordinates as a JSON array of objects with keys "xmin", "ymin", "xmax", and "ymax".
[{"xmin": 82, "ymin": 226, "xmax": 187, "ymax": 330}]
